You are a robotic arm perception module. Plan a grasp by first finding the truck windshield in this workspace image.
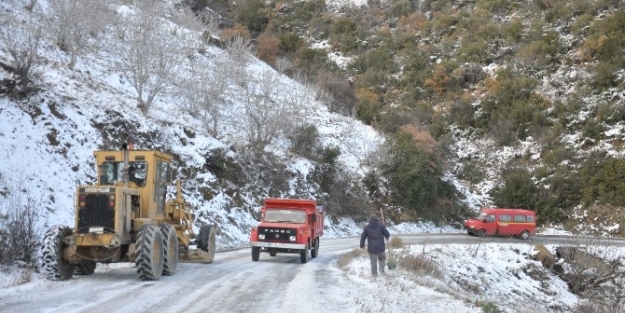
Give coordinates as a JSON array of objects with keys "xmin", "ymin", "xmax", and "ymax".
[{"xmin": 264, "ymin": 209, "xmax": 306, "ymax": 224}]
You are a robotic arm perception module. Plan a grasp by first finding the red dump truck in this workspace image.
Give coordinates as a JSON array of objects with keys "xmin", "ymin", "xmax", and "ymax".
[{"xmin": 249, "ymin": 198, "xmax": 324, "ymax": 263}]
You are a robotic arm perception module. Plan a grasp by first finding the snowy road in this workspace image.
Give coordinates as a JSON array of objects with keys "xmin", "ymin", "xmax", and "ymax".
[
  {"xmin": 1, "ymin": 234, "xmax": 624, "ymax": 313},
  {"xmin": 0, "ymin": 237, "xmax": 359, "ymax": 313}
]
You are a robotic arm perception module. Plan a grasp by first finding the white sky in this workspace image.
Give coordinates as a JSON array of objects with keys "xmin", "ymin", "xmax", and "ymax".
[{"xmin": 1, "ymin": 1, "xmax": 625, "ymax": 312}]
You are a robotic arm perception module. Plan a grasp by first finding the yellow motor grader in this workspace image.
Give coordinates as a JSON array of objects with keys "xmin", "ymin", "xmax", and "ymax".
[{"xmin": 41, "ymin": 144, "xmax": 216, "ymax": 281}]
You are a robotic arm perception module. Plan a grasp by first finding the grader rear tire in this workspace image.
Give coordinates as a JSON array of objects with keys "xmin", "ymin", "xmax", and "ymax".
[
  {"xmin": 135, "ymin": 224, "xmax": 164, "ymax": 281},
  {"xmin": 41, "ymin": 226, "xmax": 75, "ymax": 281},
  {"xmin": 198, "ymin": 224, "xmax": 216, "ymax": 263},
  {"xmin": 160, "ymin": 224, "xmax": 178, "ymax": 276}
]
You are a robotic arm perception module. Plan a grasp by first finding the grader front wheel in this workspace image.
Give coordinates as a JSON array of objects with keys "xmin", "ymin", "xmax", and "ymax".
[
  {"xmin": 160, "ymin": 224, "xmax": 179, "ymax": 276},
  {"xmin": 135, "ymin": 224, "xmax": 164, "ymax": 281}
]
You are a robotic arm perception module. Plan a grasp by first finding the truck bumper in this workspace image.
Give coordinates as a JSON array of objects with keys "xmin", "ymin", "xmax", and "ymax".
[{"xmin": 250, "ymin": 241, "xmax": 306, "ymax": 250}]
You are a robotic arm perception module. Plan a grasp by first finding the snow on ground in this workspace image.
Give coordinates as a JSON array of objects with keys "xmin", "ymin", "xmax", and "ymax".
[{"xmin": 1, "ymin": 225, "xmax": 623, "ymax": 313}]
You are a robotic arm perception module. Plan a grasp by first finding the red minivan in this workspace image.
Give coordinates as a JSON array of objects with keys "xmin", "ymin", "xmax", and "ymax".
[{"xmin": 464, "ymin": 208, "xmax": 536, "ymax": 240}]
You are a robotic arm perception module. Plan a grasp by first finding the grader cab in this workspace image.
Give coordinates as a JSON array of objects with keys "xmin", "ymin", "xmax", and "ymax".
[{"xmin": 41, "ymin": 144, "xmax": 216, "ymax": 281}]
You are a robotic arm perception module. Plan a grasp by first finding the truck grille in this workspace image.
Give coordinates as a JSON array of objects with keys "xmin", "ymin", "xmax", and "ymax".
[
  {"xmin": 78, "ymin": 194, "xmax": 115, "ymax": 233},
  {"xmin": 258, "ymin": 227, "xmax": 296, "ymax": 241}
]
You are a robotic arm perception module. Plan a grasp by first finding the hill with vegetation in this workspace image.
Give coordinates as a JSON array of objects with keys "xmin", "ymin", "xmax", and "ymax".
[{"xmin": 195, "ymin": 0, "xmax": 625, "ymax": 234}]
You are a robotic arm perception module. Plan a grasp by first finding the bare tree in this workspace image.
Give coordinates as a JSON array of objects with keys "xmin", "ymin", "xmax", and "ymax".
[
  {"xmin": 0, "ymin": 13, "xmax": 44, "ymax": 91},
  {"xmin": 175, "ymin": 56, "xmax": 230, "ymax": 137},
  {"xmin": 241, "ymin": 70, "xmax": 302, "ymax": 150},
  {"xmin": 47, "ymin": 0, "xmax": 111, "ymax": 68},
  {"xmin": 223, "ymin": 35, "xmax": 252, "ymax": 86},
  {"xmin": 25, "ymin": 0, "xmax": 38, "ymax": 11},
  {"xmin": 275, "ymin": 57, "xmax": 293, "ymax": 75},
  {"xmin": 197, "ymin": 10, "xmax": 223, "ymax": 40},
  {"xmin": 115, "ymin": 2, "xmax": 183, "ymax": 114},
  {"xmin": 0, "ymin": 184, "xmax": 44, "ymax": 266}
]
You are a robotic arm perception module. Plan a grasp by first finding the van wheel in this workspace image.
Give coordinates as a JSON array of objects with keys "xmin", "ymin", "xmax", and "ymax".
[
  {"xmin": 477, "ymin": 229, "xmax": 486, "ymax": 238},
  {"xmin": 269, "ymin": 251, "xmax": 277, "ymax": 257},
  {"xmin": 520, "ymin": 230, "xmax": 530, "ymax": 240}
]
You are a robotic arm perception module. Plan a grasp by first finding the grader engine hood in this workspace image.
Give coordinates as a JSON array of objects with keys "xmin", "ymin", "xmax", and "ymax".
[{"xmin": 77, "ymin": 186, "xmax": 117, "ymax": 233}]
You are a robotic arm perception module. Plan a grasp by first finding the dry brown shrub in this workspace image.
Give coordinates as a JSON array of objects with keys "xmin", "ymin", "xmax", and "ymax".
[
  {"xmin": 256, "ymin": 33, "xmax": 280, "ymax": 66},
  {"xmin": 221, "ymin": 24, "xmax": 251, "ymax": 42},
  {"xmin": 399, "ymin": 253, "xmax": 442, "ymax": 277},
  {"xmin": 424, "ymin": 64, "xmax": 450, "ymax": 95},
  {"xmin": 355, "ymin": 88, "xmax": 379, "ymax": 103},
  {"xmin": 398, "ymin": 13, "xmax": 429, "ymax": 30},
  {"xmin": 337, "ymin": 248, "xmax": 365, "ymax": 269},
  {"xmin": 388, "ymin": 236, "xmax": 404, "ymax": 249},
  {"xmin": 400, "ymin": 125, "xmax": 439, "ymax": 154}
]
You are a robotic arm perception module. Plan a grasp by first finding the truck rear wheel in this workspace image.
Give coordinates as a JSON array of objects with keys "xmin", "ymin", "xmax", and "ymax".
[
  {"xmin": 135, "ymin": 224, "xmax": 164, "ymax": 281},
  {"xmin": 251, "ymin": 247, "xmax": 260, "ymax": 261},
  {"xmin": 75, "ymin": 261, "xmax": 96, "ymax": 275},
  {"xmin": 311, "ymin": 238, "xmax": 319, "ymax": 258},
  {"xmin": 160, "ymin": 224, "xmax": 178, "ymax": 276},
  {"xmin": 41, "ymin": 226, "xmax": 75, "ymax": 281},
  {"xmin": 198, "ymin": 224, "xmax": 216, "ymax": 263}
]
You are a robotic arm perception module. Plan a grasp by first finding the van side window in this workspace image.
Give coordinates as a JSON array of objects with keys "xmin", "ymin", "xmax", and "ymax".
[
  {"xmin": 500, "ymin": 214, "xmax": 511, "ymax": 222},
  {"xmin": 513, "ymin": 215, "xmax": 526, "ymax": 222},
  {"xmin": 486, "ymin": 214, "xmax": 496, "ymax": 222},
  {"xmin": 526, "ymin": 215, "xmax": 535, "ymax": 222}
]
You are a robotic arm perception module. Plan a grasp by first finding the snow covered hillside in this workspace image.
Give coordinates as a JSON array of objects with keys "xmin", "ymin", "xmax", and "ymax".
[{"xmin": 0, "ymin": 0, "xmax": 389, "ymax": 248}]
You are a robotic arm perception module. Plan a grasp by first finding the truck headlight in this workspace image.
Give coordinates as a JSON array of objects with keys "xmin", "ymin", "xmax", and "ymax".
[
  {"xmin": 289, "ymin": 235, "xmax": 296, "ymax": 242},
  {"xmin": 259, "ymin": 234, "xmax": 265, "ymax": 240}
]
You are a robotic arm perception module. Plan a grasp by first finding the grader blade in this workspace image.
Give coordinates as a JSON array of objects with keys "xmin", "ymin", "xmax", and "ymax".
[{"xmin": 179, "ymin": 246, "xmax": 215, "ymax": 263}]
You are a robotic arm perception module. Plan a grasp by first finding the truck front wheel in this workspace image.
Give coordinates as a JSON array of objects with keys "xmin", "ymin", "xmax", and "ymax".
[
  {"xmin": 251, "ymin": 247, "xmax": 260, "ymax": 261},
  {"xmin": 300, "ymin": 246, "xmax": 308, "ymax": 264}
]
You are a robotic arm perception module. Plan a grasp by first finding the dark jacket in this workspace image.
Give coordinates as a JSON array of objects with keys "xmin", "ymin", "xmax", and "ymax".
[{"xmin": 360, "ymin": 218, "xmax": 390, "ymax": 254}]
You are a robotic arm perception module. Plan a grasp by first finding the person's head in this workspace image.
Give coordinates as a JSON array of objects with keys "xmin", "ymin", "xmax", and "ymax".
[
  {"xmin": 128, "ymin": 165, "xmax": 136, "ymax": 176},
  {"xmin": 369, "ymin": 213, "xmax": 378, "ymax": 221}
]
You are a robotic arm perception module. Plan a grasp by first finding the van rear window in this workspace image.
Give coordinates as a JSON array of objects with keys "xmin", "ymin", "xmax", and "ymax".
[
  {"xmin": 513, "ymin": 215, "xmax": 526, "ymax": 222},
  {"xmin": 527, "ymin": 215, "xmax": 535, "ymax": 222}
]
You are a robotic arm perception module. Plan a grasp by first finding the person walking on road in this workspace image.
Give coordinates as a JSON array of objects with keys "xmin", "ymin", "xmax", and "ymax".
[{"xmin": 360, "ymin": 213, "xmax": 390, "ymax": 277}]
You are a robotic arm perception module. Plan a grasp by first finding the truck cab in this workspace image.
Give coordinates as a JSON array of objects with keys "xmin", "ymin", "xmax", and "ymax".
[{"xmin": 249, "ymin": 198, "xmax": 324, "ymax": 263}]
